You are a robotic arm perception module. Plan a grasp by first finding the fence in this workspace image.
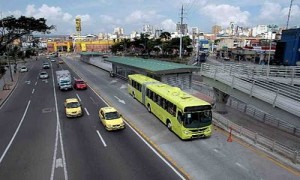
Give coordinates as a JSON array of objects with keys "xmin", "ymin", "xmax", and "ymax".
[
  {"xmin": 212, "ymin": 113, "xmax": 300, "ymax": 165},
  {"xmin": 228, "ymin": 99, "xmax": 300, "ymax": 137},
  {"xmin": 200, "ymin": 63, "xmax": 300, "ymax": 117}
]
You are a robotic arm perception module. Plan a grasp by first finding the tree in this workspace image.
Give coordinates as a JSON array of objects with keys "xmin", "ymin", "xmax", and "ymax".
[
  {"xmin": 160, "ymin": 31, "xmax": 171, "ymax": 41},
  {"xmin": 0, "ymin": 15, "xmax": 55, "ymax": 53}
]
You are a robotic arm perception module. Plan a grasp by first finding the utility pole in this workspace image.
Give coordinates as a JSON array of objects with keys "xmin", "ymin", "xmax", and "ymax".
[
  {"xmin": 286, "ymin": 0, "xmax": 294, "ymax": 29},
  {"xmin": 179, "ymin": 5, "xmax": 184, "ymax": 59}
]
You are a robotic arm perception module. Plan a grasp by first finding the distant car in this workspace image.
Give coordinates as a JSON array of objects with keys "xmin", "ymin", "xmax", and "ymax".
[
  {"xmin": 73, "ymin": 79, "xmax": 87, "ymax": 90},
  {"xmin": 51, "ymin": 59, "xmax": 56, "ymax": 62},
  {"xmin": 46, "ymin": 56, "xmax": 50, "ymax": 59},
  {"xmin": 99, "ymin": 107, "xmax": 125, "ymax": 131},
  {"xmin": 43, "ymin": 62, "xmax": 50, "ymax": 69},
  {"xmin": 58, "ymin": 60, "xmax": 64, "ymax": 64},
  {"xmin": 20, "ymin": 66, "xmax": 28, "ymax": 72},
  {"xmin": 39, "ymin": 71, "xmax": 49, "ymax": 79},
  {"xmin": 64, "ymin": 98, "xmax": 83, "ymax": 118}
]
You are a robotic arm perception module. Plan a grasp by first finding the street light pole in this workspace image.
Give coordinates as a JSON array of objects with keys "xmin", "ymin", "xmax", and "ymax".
[{"xmin": 267, "ymin": 32, "xmax": 272, "ymax": 77}]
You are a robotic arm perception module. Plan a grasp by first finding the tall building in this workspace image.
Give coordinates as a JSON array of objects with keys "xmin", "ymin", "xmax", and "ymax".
[
  {"xmin": 113, "ymin": 27, "xmax": 124, "ymax": 37},
  {"xmin": 212, "ymin": 25, "xmax": 222, "ymax": 35},
  {"xmin": 142, "ymin": 25, "xmax": 153, "ymax": 35}
]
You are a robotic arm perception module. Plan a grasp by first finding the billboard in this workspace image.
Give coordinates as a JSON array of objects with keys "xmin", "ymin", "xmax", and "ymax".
[{"xmin": 75, "ymin": 18, "xmax": 81, "ymax": 32}]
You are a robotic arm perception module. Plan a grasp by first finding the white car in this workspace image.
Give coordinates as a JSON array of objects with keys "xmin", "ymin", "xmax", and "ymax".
[
  {"xmin": 51, "ymin": 59, "xmax": 56, "ymax": 62},
  {"xmin": 39, "ymin": 71, "xmax": 49, "ymax": 79},
  {"xmin": 20, "ymin": 66, "xmax": 28, "ymax": 72}
]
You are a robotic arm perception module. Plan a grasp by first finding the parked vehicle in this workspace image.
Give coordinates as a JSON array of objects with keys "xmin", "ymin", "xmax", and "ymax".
[
  {"xmin": 20, "ymin": 66, "xmax": 28, "ymax": 72},
  {"xmin": 39, "ymin": 71, "xmax": 49, "ymax": 79},
  {"xmin": 64, "ymin": 98, "xmax": 83, "ymax": 117},
  {"xmin": 99, "ymin": 107, "xmax": 125, "ymax": 131},
  {"xmin": 73, "ymin": 79, "xmax": 87, "ymax": 90},
  {"xmin": 55, "ymin": 70, "xmax": 72, "ymax": 90}
]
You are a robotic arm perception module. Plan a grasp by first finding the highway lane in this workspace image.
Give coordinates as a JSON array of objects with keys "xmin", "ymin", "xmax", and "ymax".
[
  {"xmin": 53, "ymin": 61, "xmax": 185, "ymax": 179},
  {"xmin": 63, "ymin": 56, "xmax": 300, "ymax": 180},
  {"xmin": 0, "ymin": 60, "xmax": 59, "ymax": 179}
]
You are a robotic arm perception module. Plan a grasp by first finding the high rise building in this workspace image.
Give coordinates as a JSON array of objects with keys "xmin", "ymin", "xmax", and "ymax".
[{"xmin": 212, "ymin": 25, "xmax": 222, "ymax": 35}]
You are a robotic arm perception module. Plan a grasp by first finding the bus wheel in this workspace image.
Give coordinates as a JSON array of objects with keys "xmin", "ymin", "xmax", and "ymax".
[
  {"xmin": 167, "ymin": 120, "xmax": 172, "ymax": 131},
  {"xmin": 147, "ymin": 104, "xmax": 151, "ymax": 113}
]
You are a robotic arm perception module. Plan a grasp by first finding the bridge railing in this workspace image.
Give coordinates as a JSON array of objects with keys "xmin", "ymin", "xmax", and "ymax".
[
  {"xmin": 201, "ymin": 63, "xmax": 300, "ymax": 85},
  {"xmin": 213, "ymin": 113, "xmax": 300, "ymax": 165},
  {"xmin": 200, "ymin": 63, "xmax": 300, "ymax": 117}
]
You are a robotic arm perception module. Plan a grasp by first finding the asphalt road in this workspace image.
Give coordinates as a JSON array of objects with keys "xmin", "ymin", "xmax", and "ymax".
[
  {"xmin": 62, "ymin": 55, "xmax": 300, "ymax": 180},
  {"xmin": 0, "ymin": 58, "xmax": 184, "ymax": 180}
]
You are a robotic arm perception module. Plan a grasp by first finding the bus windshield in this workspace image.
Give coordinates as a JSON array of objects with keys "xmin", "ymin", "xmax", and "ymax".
[{"xmin": 183, "ymin": 110, "xmax": 212, "ymax": 128}]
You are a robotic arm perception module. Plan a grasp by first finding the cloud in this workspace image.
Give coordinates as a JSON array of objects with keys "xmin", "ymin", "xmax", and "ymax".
[
  {"xmin": 125, "ymin": 10, "xmax": 162, "ymax": 24},
  {"xmin": 160, "ymin": 19, "xmax": 176, "ymax": 32},
  {"xmin": 257, "ymin": 2, "xmax": 300, "ymax": 26},
  {"xmin": 200, "ymin": 4, "xmax": 250, "ymax": 27}
]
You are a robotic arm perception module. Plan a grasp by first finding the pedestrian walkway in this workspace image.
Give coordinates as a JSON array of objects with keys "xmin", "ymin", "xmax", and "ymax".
[{"xmin": 0, "ymin": 68, "xmax": 19, "ymax": 107}]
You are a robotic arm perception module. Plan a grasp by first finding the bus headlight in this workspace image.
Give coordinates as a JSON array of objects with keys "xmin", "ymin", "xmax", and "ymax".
[{"xmin": 183, "ymin": 130, "xmax": 191, "ymax": 135}]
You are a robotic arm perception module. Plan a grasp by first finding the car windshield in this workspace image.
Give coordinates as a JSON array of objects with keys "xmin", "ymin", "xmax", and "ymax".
[
  {"xmin": 76, "ymin": 81, "xmax": 85, "ymax": 84},
  {"xmin": 105, "ymin": 112, "xmax": 120, "ymax": 120},
  {"xmin": 40, "ymin": 72, "xmax": 47, "ymax": 75},
  {"xmin": 66, "ymin": 102, "xmax": 80, "ymax": 108},
  {"xmin": 182, "ymin": 110, "xmax": 212, "ymax": 128}
]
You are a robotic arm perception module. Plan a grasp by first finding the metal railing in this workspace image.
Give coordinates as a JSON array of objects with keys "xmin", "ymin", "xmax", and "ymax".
[
  {"xmin": 212, "ymin": 113, "xmax": 300, "ymax": 165},
  {"xmin": 200, "ymin": 63, "xmax": 300, "ymax": 117},
  {"xmin": 227, "ymin": 99, "xmax": 300, "ymax": 137}
]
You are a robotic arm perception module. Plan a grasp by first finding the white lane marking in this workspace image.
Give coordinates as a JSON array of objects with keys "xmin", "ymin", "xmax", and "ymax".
[
  {"xmin": 0, "ymin": 83, "xmax": 18, "ymax": 110},
  {"xmin": 76, "ymin": 93, "xmax": 81, "ymax": 102},
  {"xmin": 55, "ymin": 158, "xmax": 63, "ymax": 168},
  {"xmin": 235, "ymin": 162, "xmax": 249, "ymax": 172},
  {"xmin": 124, "ymin": 121, "xmax": 186, "ymax": 180},
  {"xmin": 35, "ymin": 81, "xmax": 38, "ymax": 85},
  {"xmin": 89, "ymin": 96, "xmax": 96, "ymax": 104},
  {"xmin": 0, "ymin": 100, "xmax": 31, "ymax": 164},
  {"xmin": 90, "ymin": 87, "xmax": 109, "ymax": 105},
  {"xmin": 96, "ymin": 130, "xmax": 107, "ymax": 147},
  {"xmin": 114, "ymin": 96, "xmax": 125, "ymax": 104},
  {"xmin": 68, "ymin": 60, "xmax": 184, "ymax": 179},
  {"xmin": 32, "ymin": 89, "xmax": 35, "ymax": 94},
  {"xmin": 50, "ymin": 64, "xmax": 68, "ymax": 180},
  {"xmin": 84, "ymin": 108, "xmax": 90, "ymax": 116}
]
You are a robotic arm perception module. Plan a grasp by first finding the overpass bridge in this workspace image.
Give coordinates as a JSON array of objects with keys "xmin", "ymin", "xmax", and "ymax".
[{"xmin": 200, "ymin": 63, "xmax": 300, "ymax": 126}]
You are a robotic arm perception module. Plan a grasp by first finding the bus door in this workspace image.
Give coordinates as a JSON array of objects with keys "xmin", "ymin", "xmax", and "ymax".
[
  {"xmin": 141, "ymin": 84, "xmax": 146, "ymax": 105},
  {"xmin": 175, "ymin": 110, "xmax": 184, "ymax": 133}
]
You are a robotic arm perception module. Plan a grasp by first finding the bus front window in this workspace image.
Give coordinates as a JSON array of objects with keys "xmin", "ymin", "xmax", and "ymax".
[{"xmin": 183, "ymin": 110, "xmax": 212, "ymax": 128}]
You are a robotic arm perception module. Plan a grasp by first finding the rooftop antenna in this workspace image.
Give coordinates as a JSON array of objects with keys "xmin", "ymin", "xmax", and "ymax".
[{"xmin": 286, "ymin": 0, "xmax": 294, "ymax": 29}]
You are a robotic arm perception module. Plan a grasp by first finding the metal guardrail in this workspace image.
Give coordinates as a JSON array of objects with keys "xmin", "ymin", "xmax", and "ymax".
[
  {"xmin": 228, "ymin": 99, "xmax": 300, "ymax": 137},
  {"xmin": 200, "ymin": 63, "xmax": 300, "ymax": 117},
  {"xmin": 212, "ymin": 113, "xmax": 300, "ymax": 164}
]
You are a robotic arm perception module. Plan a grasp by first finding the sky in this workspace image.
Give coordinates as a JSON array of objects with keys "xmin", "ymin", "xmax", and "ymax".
[{"xmin": 1, "ymin": 0, "xmax": 300, "ymax": 35}]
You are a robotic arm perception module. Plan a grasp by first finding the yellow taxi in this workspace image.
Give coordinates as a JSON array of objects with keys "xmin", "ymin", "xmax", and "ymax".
[
  {"xmin": 64, "ymin": 98, "xmax": 83, "ymax": 117},
  {"xmin": 99, "ymin": 107, "xmax": 125, "ymax": 131}
]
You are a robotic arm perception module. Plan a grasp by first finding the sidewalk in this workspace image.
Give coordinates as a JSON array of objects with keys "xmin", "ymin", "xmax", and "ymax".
[{"xmin": 0, "ymin": 68, "xmax": 19, "ymax": 107}]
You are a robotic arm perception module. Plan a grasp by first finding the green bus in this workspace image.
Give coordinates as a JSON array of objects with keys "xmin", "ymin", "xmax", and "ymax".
[{"xmin": 128, "ymin": 74, "xmax": 212, "ymax": 140}]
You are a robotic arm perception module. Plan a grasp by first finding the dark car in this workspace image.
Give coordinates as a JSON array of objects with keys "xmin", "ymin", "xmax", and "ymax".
[{"xmin": 73, "ymin": 79, "xmax": 87, "ymax": 90}]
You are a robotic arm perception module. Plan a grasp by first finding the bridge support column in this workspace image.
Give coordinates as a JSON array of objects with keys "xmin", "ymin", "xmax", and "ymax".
[{"xmin": 213, "ymin": 88, "xmax": 229, "ymax": 114}]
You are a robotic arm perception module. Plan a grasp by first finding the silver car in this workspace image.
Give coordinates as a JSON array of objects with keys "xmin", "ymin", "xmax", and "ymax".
[
  {"xmin": 39, "ymin": 71, "xmax": 49, "ymax": 79},
  {"xmin": 20, "ymin": 66, "xmax": 28, "ymax": 72}
]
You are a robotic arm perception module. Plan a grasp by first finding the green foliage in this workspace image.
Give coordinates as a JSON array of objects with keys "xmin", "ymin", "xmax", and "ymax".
[{"xmin": 0, "ymin": 15, "xmax": 55, "ymax": 53}]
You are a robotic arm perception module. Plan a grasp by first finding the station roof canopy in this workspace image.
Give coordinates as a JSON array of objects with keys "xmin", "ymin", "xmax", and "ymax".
[
  {"xmin": 79, "ymin": 52, "xmax": 108, "ymax": 56},
  {"xmin": 106, "ymin": 56, "xmax": 199, "ymax": 75}
]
